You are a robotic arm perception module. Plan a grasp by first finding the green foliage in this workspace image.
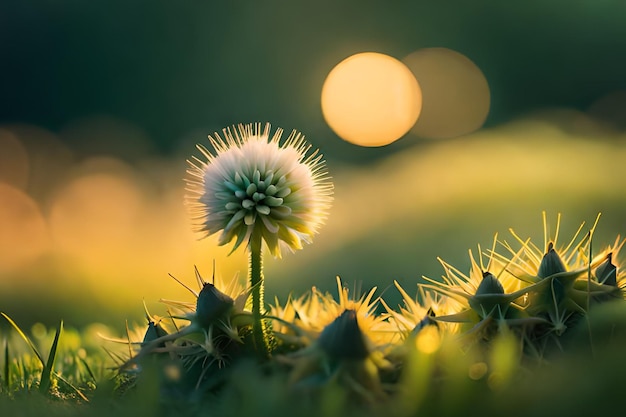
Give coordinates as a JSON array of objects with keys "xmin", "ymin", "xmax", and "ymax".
[
  {"xmin": 2, "ymin": 213, "xmax": 626, "ymax": 416},
  {"xmin": 0, "ymin": 315, "xmax": 112, "ymax": 402},
  {"xmin": 39, "ymin": 321, "xmax": 62, "ymax": 395},
  {"xmin": 1, "ymin": 305, "xmax": 626, "ymax": 416}
]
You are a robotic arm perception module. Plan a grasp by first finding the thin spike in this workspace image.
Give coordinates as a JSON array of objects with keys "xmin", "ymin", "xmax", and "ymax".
[
  {"xmin": 509, "ymin": 229, "xmax": 542, "ymax": 265},
  {"xmin": 566, "ymin": 231, "xmax": 590, "ymax": 265},
  {"xmin": 543, "ymin": 211, "xmax": 548, "ymax": 252},
  {"xmin": 493, "ymin": 242, "xmax": 530, "ymax": 281},
  {"xmin": 168, "ymin": 273, "xmax": 199, "ymax": 298},
  {"xmin": 125, "ymin": 321, "xmax": 133, "ymax": 360},
  {"xmin": 142, "ymin": 299, "xmax": 153, "ymax": 323},
  {"xmin": 587, "ymin": 231, "xmax": 593, "ymax": 312},
  {"xmin": 487, "ymin": 233, "xmax": 499, "ymax": 271},
  {"xmin": 492, "ymin": 238, "xmax": 537, "ymax": 275},
  {"xmin": 477, "ymin": 244, "xmax": 486, "ymax": 272},
  {"xmin": 195, "ymin": 265, "xmax": 206, "ymax": 288},
  {"xmin": 554, "ymin": 213, "xmax": 562, "ymax": 248},
  {"xmin": 562, "ymin": 221, "xmax": 587, "ymax": 257}
]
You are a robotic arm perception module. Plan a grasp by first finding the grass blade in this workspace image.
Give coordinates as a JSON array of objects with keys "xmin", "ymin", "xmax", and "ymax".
[
  {"xmin": 39, "ymin": 320, "xmax": 63, "ymax": 394},
  {"xmin": 1, "ymin": 313, "xmax": 44, "ymax": 365},
  {"xmin": 3, "ymin": 339, "xmax": 8, "ymax": 391},
  {"xmin": 78, "ymin": 355, "xmax": 97, "ymax": 383}
]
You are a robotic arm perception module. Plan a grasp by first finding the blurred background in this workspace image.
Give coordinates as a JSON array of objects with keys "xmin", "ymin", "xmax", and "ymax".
[{"xmin": 1, "ymin": 0, "xmax": 626, "ymax": 330}]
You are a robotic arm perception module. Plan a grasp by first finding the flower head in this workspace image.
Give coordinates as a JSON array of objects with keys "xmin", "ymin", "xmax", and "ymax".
[{"xmin": 186, "ymin": 122, "xmax": 333, "ymax": 257}]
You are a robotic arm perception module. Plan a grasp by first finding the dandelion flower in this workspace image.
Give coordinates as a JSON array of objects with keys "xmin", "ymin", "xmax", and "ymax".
[
  {"xmin": 186, "ymin": 122, "xmax": 333, "ymax": 358},
  {"xmin": 186, "ymin": 122, "xmax": 333, "ymax": 258}
]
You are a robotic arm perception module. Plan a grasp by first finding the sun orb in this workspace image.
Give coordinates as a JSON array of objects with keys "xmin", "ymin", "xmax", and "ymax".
[
  {"xmin": 321, "ymin": 52, "xmax": 422, "ymax": 147},
  {"xmin": 402, "ymin": 47, "xmax": 490, "ymax": 139}
]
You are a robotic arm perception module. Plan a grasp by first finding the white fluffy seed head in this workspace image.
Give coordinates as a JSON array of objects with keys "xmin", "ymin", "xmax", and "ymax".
[{"xmin": 186, "ymin": 122, "xmax": 334, "ymax": 258}]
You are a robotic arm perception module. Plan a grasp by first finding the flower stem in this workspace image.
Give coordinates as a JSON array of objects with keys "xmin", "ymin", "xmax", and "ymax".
[{"xmin": 249, "ymin": 234, "xmax": 273, "ymax": 358}]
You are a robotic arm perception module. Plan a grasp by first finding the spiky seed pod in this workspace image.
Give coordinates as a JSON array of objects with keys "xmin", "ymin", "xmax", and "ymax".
[
  {"xmin": 531, "ymin": 243, "xmax": 574, "ymax": 312},
  {"xmin": 195, "ymin": 283, "xmax": 235, "ymax": 329},
  {"xmin": 476, "ymin": 272, "xmax": 505, "ymax": 295},
  {"xmin": 537, "ymin": 242, "xmax": 567, "ymax": 279},
  {"xmin": 318, "ymin": 309, "xmax": 369, "ymax": 360},
  {"xmin": 468, "ymin": 272, "xmax": 509, "ymax": 318},
  {"xmin": 595, "ymin": 253, "xmax": 617, "ymax": 287},
  {"xmin": 142, "ymin": 321, "xmax": 168, "ymax": 347},
  {"xmin": 280, "ymin": 308, "xmax": 389, "ymax": 402},
  {"xmin": 571, "ymin": 253, "xmax": 623, "ymax": 304}
]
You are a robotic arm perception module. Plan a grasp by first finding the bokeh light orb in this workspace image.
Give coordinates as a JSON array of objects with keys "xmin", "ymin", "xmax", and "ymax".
[
  {"xmin": 48, "ymin": 165, "xmax": 144, "ymax": 265},
  {"xmin": 0, "ymin": 183, "xmax": 49, "ymax": 272},
  {"xmin": 321, "ymin": 52, "xmax": 422, "ymax": 147},
  {"xmin": 403, "ymin": 47, "xmax": 490, "ymax": 139}
]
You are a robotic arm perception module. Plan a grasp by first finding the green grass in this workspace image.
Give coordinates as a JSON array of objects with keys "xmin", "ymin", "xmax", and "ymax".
[{"xmin": 2, "ymin": 301, "xmax": 626, "ymax": 417}]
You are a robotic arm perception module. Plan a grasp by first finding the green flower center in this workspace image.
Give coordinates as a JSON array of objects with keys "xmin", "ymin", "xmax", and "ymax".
[{"xmin": 222, "ymin": 169, "xmax": 293, "ymax": 227}]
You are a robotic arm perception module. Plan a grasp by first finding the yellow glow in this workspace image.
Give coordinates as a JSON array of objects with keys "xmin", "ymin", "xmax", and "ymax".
[
  {"xmin": 0, "ymin": 126, "xmax": 245, "ymax": 320},
  {"xmin": 488, "ymin": 330, "xmax": 519, "ymax": 390},
  {"xmin": 403, "ymin": 47, "xmax": 490, "ymax": 139},
  {"xmin": 1, "ymin": 110, "xmax": 624, "ymax": 323},
  {"xmin": 163, "ymin": 364, "xmax": 182, "ymax": 381},
  {"xmin": 272, "ymin": 109, "xmax": 625, "ymax": 294},
  {"xmin": 415, "ymin": 325, "xmax": 441, "ymax": 354},
  {"xmin": 0, "ymin": 183, "xmax": 50, "ymax": 273},
  {"xmin": 48, "ymin": 171, "xmax": 144, "ymax": 261},
  {"xmin": 321, "ymin": 52, "xmax": 422, "ymax": 147},
  {"xmin": 468, "ymin": 361, "xmax": 489, "ymax": 380}
]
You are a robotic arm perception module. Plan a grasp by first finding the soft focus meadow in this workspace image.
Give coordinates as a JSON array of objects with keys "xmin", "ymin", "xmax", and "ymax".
[
  {"xmin": 1, "ymin": 108, "xmax": 626, "ymax": 416},
  {"xmin": 2, "ymin": 3, "xmax": 626, "ymax": 415},
  {"xmin": 1, "ymin": 109, "xmax": 625, "ymax": 328}
]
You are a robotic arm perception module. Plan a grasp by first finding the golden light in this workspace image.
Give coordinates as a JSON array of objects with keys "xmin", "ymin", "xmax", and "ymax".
[
  {"xmin": 402, "ymin": 47, "xmax": 490, "ymax": 139},
  {"xmin": 0, "ymin": 183, "xmax": 50, "ymax": 273},
  {"xmin": 469, "ymin": 362, "xmax": 489, "ymax": 380},
  {"xmin": 415, "ymin": 325, "xmax": 441, "ymax": 354},
  {"xmin": 47, "ymin": 158, "xmax": 145, "ymax": 274},
  {"xmin": 0, "ymin": 124, "xmax": 249, "ymax": 322},
  {"xmin": 44, "ymin": 155, "xmax": 247, "ymax": 305},
  {"xmin": 321, "ymin": 52, "xmax": 422, "ymax": 147}
]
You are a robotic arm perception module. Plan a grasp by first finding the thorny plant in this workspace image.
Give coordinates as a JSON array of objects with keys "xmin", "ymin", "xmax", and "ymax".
[
  {"xmin": 113, "ymin": 211, "xmax": 625, "ymax": 404},
  {"xmin": 3, "ymin": 122, "xmax": 624, "ymax": 413}
]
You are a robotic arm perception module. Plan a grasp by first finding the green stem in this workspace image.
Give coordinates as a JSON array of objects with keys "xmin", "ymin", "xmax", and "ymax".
[{"xmin": 249, "ymin": 234, "xmax": 271, "ymax": 358}]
